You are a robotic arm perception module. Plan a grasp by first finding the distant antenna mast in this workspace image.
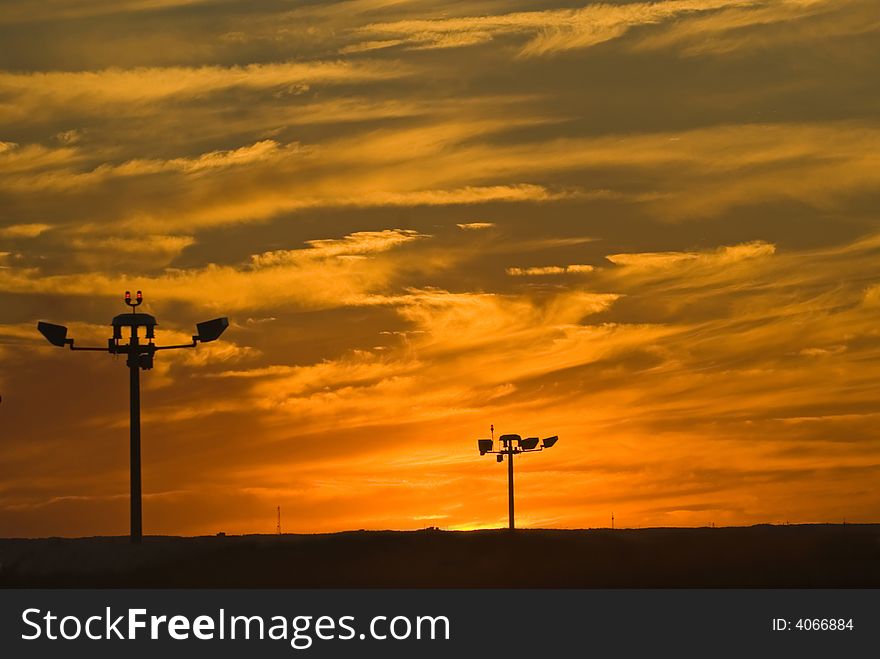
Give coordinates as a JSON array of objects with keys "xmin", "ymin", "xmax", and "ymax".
[
  {"xmin": 611, "ymin": 512, "xmax": 614, "ymax": 530},
  {"xmin": 490, "ymin": 424, "xmax": 494, "ymax": 442},
  {"xmin": 276, "ymin": 506, "xmax": 281, "ymax": 535}
]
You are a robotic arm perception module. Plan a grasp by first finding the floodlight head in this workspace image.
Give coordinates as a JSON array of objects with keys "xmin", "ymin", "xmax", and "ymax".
[
  {"xmin": 195, "ymin": 317, "xmax": 229, "ymax": 343},
  {"xmin": 496, "ymin": 454, "xmax": 503, "ymax": 463},
  {"xmin": 541, "ymin": 435, "xmax": 559, "ymax": 449},
  {"xmin": 478, "ymin": 439, "xmax": 493, "ymax": 455},
  {"xmin": 520, "ymin": 437, "xmax": 540, "ymax": 450},
  {"xmin": 37, "ymin": 321, "xmax": 69, "ymax": 347}
]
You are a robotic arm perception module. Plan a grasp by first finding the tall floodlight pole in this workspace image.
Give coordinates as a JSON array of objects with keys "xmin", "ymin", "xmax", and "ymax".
[
  {"xmin": 477, "ymin": 430, "xmax": 559, "ymax": 531},
  {"xmin": 129, "ymin": 322, "xmax": 142, "ymax": 542},
  {"xmin": 37, "ymin": 291, "xmax": 229, "ymax": 544}
]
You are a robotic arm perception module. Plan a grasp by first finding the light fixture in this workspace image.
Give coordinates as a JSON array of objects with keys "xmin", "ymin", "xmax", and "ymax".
[
  {"xmin": 195, "ymin": 317, "xmax": 229, "ymax": 344},
  {"xmin": 541, "ymin": 436, "xmax": 559, "ymax": 449},
  {"xmin": 37, "ymin": 322, "xmax": 69, "ymax": 347},
  {"xmin": 520, "ymin": 437, "xmax": 540, "ymax": 450}
]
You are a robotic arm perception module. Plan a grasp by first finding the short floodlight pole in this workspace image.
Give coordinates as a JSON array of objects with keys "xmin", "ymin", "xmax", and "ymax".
[
  {"xmin": 507, "ymin": 436, "xmax": 514, "ymax": 531},
  {"xmin": 475, "ymin": 428, "xmax": 559, "ymax": 531},
  {"xmin": 37, "ymin": 291, "xmax": 229, "ymax": 544}
]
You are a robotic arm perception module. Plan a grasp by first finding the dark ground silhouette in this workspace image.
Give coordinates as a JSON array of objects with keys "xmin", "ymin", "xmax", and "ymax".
[{"xmin": 1, "ymin": 524, "xmax": 878, "ymax": 588}]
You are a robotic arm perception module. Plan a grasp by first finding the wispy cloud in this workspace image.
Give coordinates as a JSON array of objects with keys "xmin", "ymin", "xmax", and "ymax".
[
  {"xmin": 0, "ymin": 60, "xmax": 411, "ymax": 122},
  {"xmin": 607, "ymin": 241, "xmax": 775, "ymax": 270},
  {"xmin": 0, "ymin": 223, "xmax": 52, "ymax": 239},
  {"xmin": 351, "ymin": 0, "xmax": 758, "ymax": 56},
  {"xmin": 507, "ymin": 264, "xmax": 595, "ymax": 275},
  {"xmin": 0, "ymin": 0, "xmax": 213, "ymax": 25},
  {"xmin": 634, "ymin": 0, "xmax": 874, "ymax": 56},
  {"xmin": 0, "ymin": 229, "xmax": 432, "ymax": 312}
]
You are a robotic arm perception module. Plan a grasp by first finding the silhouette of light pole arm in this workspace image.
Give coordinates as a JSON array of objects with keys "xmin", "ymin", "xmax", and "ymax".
[
  {"xmin": 476, "ymin": 429, "xmax": 559, "ymax": 531},
  {"xmin": 37, "ymin": 291, "xmax": 229, "ymax": 544}
]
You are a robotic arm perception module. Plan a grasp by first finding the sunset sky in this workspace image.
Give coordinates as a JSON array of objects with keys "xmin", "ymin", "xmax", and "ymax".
[{"xmin": 1, "ymin": 0, "xmax": 880, "ymax": 536}]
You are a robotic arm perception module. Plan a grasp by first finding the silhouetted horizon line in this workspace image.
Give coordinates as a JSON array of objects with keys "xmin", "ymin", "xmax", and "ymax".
[{"xmin": 3, "ymin": 521, "xmax": 878, "ymax": 541}]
